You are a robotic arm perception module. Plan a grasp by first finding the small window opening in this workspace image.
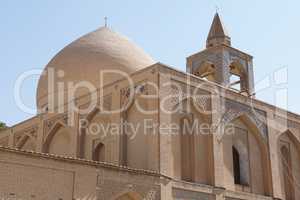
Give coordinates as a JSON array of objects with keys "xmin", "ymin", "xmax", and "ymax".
[
  {"xmin": 93, "ymin": 142, "xmax": 105, "ymax": 162},
  {"xmin": 232, "ymin": 146, "xmax": 241, "ymax": 185},
  {"xmin": 229, "ymin": 73, "xmax": 241, "ymax": 91},
  {"xmin": 229, "ymin": 64, "xmax": 243, "ymax": 92}
]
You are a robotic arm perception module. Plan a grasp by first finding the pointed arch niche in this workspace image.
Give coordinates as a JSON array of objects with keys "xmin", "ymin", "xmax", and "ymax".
[
  {"xmin": 277, "ymin": 130, "xmax": 300, "ymax": 199},
  {"xmin": 172, "ymin": 97, "xmax": 213, "ymax": 185},
  {"xmin": 43, "ymin": 122, "xmax": 72, "ymax": 157},
  {"xmin": 16, "ymin": 134, "xmax": 36, "ymax": 152},
  {"xmin": 122, "ymin": 95, "xmax": 149, "ymax": 170},
  {"xmin": 223, "ymin": 114, "xmax": 272, "ymax": 195},
  {"xmin": 80, "ymin": 107, "xmax": 110, "ymax": 161}
]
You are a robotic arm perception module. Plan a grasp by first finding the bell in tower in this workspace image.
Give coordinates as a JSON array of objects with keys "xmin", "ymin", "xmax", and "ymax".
[{"xmin": 186, "ymin": 13, "xmax": 255, "ymax": 96}]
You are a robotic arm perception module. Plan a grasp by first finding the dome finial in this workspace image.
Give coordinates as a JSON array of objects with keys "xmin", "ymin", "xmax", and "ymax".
[{"xmin": 215, "ymin": 5, "xmax": 219, "ymax": 13}]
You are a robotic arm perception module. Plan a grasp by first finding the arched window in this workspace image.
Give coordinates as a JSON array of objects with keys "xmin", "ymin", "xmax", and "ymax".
[
  {"xmin": 93, "ymin": 142, "xmax": 105, "ymax": 162},
  {"xmin": 232, "ymin": 146, "xmax": 241, "ymax": 185},
  {"xmin": 280, "ymin": 145, "xmax": 295, "ymax": 200}
]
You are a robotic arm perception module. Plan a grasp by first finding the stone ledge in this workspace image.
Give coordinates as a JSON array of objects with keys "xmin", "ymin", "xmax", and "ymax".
[{"xmin": 0, "ymin": 146, "xmax": 170, "ymax": 179}]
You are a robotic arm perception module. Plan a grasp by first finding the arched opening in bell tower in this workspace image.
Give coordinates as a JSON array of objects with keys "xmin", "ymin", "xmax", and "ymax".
[
  {"xmin": 193, "ymin": 62, "xmax": 216, "ymax": 82},
  {"xmin": 229, "ymin": 61, "xmax": 247, "ymax": 93}
]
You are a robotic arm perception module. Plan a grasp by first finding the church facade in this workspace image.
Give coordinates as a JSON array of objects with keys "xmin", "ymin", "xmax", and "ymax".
[{"xmin": 0, "ymin": 13, "xmax": 299, "ymax": 200}]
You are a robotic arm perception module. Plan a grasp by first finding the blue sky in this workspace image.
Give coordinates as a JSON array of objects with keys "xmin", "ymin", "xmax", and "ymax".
[{"xmin": 1, "ymin": 0, "xmax": 299, "ymax": 125}]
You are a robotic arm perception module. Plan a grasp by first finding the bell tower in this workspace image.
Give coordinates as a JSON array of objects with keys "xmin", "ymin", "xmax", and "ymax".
[{"xmin": 186, "ymin": 13, "xmax": 255, "ymax": 96}]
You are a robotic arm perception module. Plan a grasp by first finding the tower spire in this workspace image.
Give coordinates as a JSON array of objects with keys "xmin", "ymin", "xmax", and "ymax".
[{"xmin": 206, "ymin": 13, "xmax": 231, "ymax": 48}]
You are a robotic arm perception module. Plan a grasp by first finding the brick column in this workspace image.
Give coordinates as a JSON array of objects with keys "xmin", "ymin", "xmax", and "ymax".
[
  {"xmin": 211, "ymin": 89, "xmax": 225, "ymax": 188},
  {"xmin": 69, "ymin": 108, "xmax": 80, "ymax": 157},
  {"xmin": 110, "ymin": 88, "xmax": 121, "ymax": 165},
  {"xmin": 159, "ymin": 73, "xmax": 174, "ymax": 177},
  {"xmin": 36, "ymin": 113, "xmax": 45, "ymax": 152},
  {"xmin": 160, "ymin": 179, "xmax": 173, "ymax": 200},
  {"xmin": 213, "ymin": 187, "xmax": 226, "ymax": 200},
  {"xmin": 267, "ymin": 109, "xmax": 284, "ymax": 199},
  {"xmin": 8, "ymin": 128, "xmax": 14, "ymax": 148}
]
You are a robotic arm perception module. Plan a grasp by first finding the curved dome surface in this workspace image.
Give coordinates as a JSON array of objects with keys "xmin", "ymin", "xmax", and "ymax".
[{"xmin": 37, "ymin": 27, "xmax": 155, "ymax": 109}]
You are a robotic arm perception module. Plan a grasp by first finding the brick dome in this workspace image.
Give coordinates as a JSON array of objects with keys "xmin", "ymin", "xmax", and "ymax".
[{"xmin": 37, "ymin": 27, "xmax": 155, "ymax": 110}]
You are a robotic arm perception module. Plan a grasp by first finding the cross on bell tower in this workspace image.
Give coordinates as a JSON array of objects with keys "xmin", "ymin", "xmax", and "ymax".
[
  {"xmin": 186, "ymin": 13, "xmax": 255, "ymax": 96},
  {"xmin": 104, "ymin": 16, "xmax": 108, "ymax": 27}
]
